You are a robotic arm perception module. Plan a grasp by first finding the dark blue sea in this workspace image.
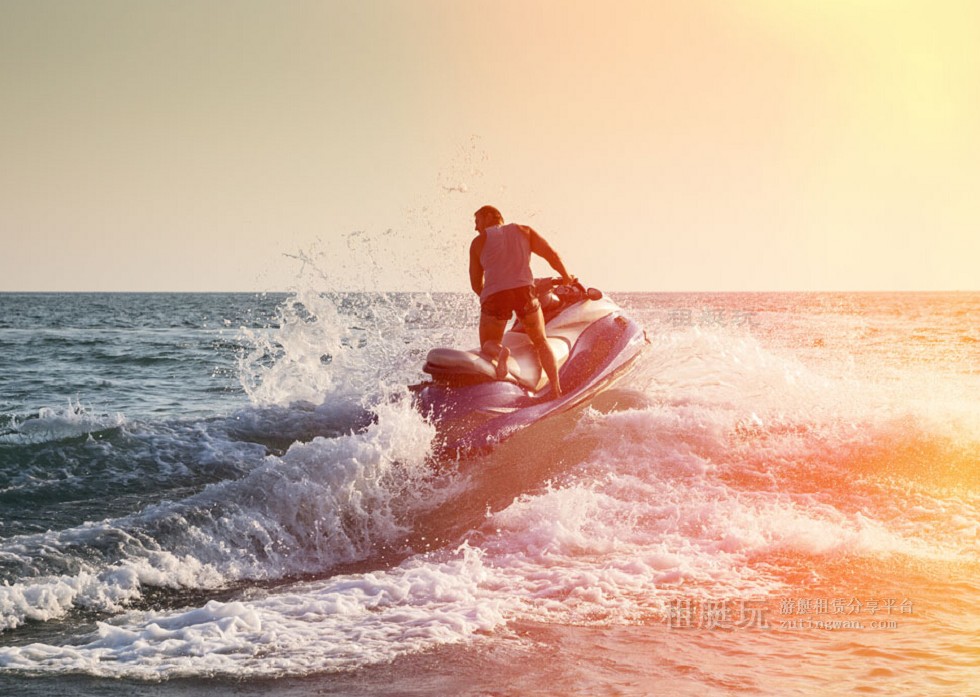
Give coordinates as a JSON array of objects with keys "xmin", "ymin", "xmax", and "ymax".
[{"xmin": 1, "ymin": 291, "xmax": 978, "ymax": 695}]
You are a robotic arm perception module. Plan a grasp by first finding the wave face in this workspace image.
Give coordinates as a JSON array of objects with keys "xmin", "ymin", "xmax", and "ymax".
[{"xmin": 0, "ymin": 291, "xmax": 978, "ymax": 693}]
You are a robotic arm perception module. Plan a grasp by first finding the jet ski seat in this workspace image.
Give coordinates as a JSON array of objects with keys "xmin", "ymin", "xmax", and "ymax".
[
  {"xmin": 425, "ymin": 334, "xmax": 570, "ymax": 392},
  {"xmin": 423, "ymin": 298, "xmax": 619, "ymax": 392}
]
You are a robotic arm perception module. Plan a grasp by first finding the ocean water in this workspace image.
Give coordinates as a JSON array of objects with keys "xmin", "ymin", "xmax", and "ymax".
[{"xmin": 0, "ymin": 290, "xmax": 977, "ymax": 696}]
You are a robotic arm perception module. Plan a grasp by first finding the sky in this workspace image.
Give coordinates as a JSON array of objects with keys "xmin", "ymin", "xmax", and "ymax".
[{"xmin": 2, "ymin": 0, "xmax": 978, "ymax": 292}]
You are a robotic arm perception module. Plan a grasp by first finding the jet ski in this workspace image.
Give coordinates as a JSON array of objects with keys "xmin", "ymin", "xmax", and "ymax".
[{"xmin": 411, "ymin": 279, "xmax": 648, "ymax": 455}]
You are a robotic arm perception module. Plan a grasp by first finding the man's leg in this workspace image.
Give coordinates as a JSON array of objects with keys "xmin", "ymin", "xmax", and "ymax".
[
  {"xmin": 479, "ymin": 312, "xmax": 511, "ymax": 379},
  {"xmin": 522, "ymin": 306, "xmax": 562, "ymax": 397}
]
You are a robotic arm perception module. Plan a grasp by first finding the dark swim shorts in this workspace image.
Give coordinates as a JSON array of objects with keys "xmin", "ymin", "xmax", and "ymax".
[{"xmin": 481, "ymin": 285, "xmax": 540, "ymax": 321}]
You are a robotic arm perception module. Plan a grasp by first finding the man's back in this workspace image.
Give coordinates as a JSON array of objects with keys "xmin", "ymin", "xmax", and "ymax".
[{"xmin": 478, "ymin": 223, "xmax": 533, "ymax": 301}]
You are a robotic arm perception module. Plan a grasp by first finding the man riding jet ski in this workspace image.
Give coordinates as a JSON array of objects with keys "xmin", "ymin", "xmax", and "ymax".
[
  {"xmin": 411, "ymin": 205, "xmax": 647, "ymax": 454},
  {"xmin": 467, "ymin": 205, "xmax": 574, "ymax": 397}
]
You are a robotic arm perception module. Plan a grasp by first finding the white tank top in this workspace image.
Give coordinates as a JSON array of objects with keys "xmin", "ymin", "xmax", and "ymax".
[{"xmin": 479, "ymin": 223, "xmax": 533, "ymax": 301}]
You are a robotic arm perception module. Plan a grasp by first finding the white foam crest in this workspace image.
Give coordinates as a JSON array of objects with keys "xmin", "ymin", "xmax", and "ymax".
[
  {"xmin": 0, "ymin": 397, "xmax": 442, "ymax": 631},
  {"xmin": 585, "ymin": 403, "xmax": 970, "ymax": 560},
  {"xmin": 0, "ymin": 398, "xmax": 126, "ymax": 444},
  {"xmin": 0, "ymin": 545, "xmax": 505, "ymax": 678},
  {"xmin": 478, "ymin": 481, "xmax": 779, "ymax": 624},
  {"xmin": 636, "ymin": 326, "xmax": 840, "ymax": 413},
  {"xmin": 460, "ymin": 465, "xmax": 931, "ymax": 629},
  {"xmin": 177, "ymin": 396, "xmax": 440, "ymax": 575},
  {"xmin": 631, "ymin": 322, "xmax": 980, "ymax": 558},
  {"xmin": 623, "ymin": 324, "xmax": 978, "ymax": 495},
  {"xmin": 0, "ymin": 546, "xmax": 226, "ymax": 632},
  {"xmin": 642, "ymin": 315, "xmax": 980, "ymax": 448}
]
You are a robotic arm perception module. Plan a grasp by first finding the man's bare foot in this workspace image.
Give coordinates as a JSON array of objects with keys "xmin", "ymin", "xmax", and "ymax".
[{"xmin": 495, "ymin": 345, "xmax": 510, "ymax": 379}]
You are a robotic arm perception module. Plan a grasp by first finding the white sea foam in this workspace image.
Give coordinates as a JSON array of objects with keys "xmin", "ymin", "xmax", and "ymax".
[
  {"xmin": 0, "ymin": 398, "xmax": 125, "ymax": 445},
  {"xmin": 0, "ymin": 545, "xmax": 504, "ymax": 678},
  {"xmin": 0, "ymin": 549, "xmax": 226, "ymax": 631},
  {"xmin": 0, "ymin": 396, "xmax": 441, "ymax": 633}
]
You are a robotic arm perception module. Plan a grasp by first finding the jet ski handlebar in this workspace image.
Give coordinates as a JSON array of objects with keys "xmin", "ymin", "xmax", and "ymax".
[{"xmin": 538, "ymin": 277, "xmax": 603, "ymax": 301}]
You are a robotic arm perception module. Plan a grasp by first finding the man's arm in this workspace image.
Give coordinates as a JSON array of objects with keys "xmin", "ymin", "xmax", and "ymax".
[
  {"xmin": 469, "ymin": 236, "xmax": 484, "ymax": 296},
  {"xmin": 526, "ymin": 226, "xmax": 572, "ymax": 282}
]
